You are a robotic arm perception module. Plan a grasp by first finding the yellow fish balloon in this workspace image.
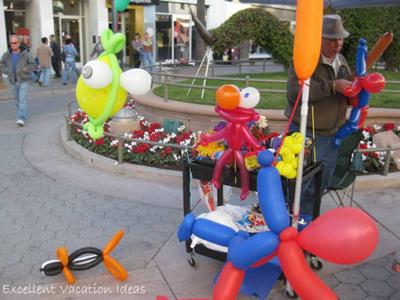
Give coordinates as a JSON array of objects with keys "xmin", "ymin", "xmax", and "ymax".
[{"xmin": 76, "ymin": 29, "xmax": 152, "ymax": 140}]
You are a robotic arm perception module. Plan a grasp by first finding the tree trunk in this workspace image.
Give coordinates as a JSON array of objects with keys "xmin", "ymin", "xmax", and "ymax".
[{"xmin": 195, "ymin": 0, "xmax": 206, "ymax": 61}]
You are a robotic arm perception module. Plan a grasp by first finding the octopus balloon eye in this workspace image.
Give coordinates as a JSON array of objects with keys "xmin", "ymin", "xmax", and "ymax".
[
  {"xmin": 81, "ymin": 60, "xmax": 112, "ymax": 89},
  {"xmin": 239, "ymin": 87, "xmax": 260, "ymax": 109}
]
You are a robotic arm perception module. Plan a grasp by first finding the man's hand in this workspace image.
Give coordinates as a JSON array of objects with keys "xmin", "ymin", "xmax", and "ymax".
[{"xmin": 334, "ymin": 79, "xmax": 353, "ymax": 94}]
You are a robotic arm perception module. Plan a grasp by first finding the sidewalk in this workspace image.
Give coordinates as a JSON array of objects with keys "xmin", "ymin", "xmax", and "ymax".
[{"xmin": 0, "ymin": 77, "xmax": 75, "ymax": 101}]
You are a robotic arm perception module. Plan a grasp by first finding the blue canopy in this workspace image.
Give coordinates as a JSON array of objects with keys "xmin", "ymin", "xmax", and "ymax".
[{"xmin": 237, "ymin": 0, "xmax": 400, "ymax": 9}]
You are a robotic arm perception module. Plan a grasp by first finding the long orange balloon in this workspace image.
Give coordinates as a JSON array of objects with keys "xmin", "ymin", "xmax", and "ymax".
[
  {"xmin": 366, "ymin": 32, "xmax": 393, "ymax": 70},
  {"xmin": 293, "ymin": 0, "xmax": 324, "ymax": 80},
  {"xmin": 103, "ymin": 230, "xmax": 124, "ymax": 255}
]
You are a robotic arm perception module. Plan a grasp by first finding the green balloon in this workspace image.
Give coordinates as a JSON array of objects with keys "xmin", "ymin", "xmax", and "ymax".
[{"xmin": 115, "ymin": 0, "xmax": 130, "ymax": 12}]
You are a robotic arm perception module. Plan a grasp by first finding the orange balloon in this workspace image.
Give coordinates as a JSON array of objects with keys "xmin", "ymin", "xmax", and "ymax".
[
  {"xmin": 216, "ymin": 84, "xmax": 240, "ymax": 110},
  {"xmin": 103, "ymin": 230, "xmax": 124, "ymax": 255},
  {"xmin": 293, "ymin": 0, "xmax": 323, "ymax": 80}
]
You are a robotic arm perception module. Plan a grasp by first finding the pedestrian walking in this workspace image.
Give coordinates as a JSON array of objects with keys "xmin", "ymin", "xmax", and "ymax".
[
  {"xmin": 0, "ymin": 35, "xmax": 35, "ymax": 126},
  {"xmin": 131, "ymin": 33, "xmax": 143, "ymax": 68},
  {"xmin": 62, "ymin": 38, "xmax": 79, "ymax": 85},
  {"xmin": 142, "ymin": 32, "xmax": 154, "ymax": 72},
  {"xmin": 49, "ymin": 34, "xmax": 62, "ymax": 78},
  {"xmin": 37, "ymin": 37, "xmax": 53, "ymax": 87}
]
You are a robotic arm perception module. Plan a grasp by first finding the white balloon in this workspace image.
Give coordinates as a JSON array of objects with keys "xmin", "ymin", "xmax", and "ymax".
[
  {"xmin": 239, "ymin": 87, "xmax": 260, "ymax": 109},
  {"xmin": 81, "ymin": 60, "xmax": 112, "ymax": 89},
  {"xmin": 146, "ymin": 28, "xmax": 154, "ymax": 37},
  {"xmin": 120, "ymin": 69, "xmax": 152, "ymax": 95}
]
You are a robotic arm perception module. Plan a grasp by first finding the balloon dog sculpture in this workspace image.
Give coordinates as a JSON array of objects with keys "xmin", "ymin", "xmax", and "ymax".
[
  {"xmin": 76, "ymin": 29, "xmax": 152, "ymax": 140},
  {"xmin": 41, "ymin": 230, "xmax": 128, "ymax": 284},
  {"xmin": 178, "ymin": 150, "xmax": 378, "ymax": 300},
  {"xmin": 333, "ymin": 38, "xmax": 385, "ymax": 148},
  {"xmin": 199, "ymin": 85, "xmax": 263, "ymax": 200}
]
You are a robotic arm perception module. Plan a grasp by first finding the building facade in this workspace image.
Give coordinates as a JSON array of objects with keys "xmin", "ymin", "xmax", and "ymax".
[{"xmin": 0, "ymin": 0, "xmax": 294, "ymax": 65}]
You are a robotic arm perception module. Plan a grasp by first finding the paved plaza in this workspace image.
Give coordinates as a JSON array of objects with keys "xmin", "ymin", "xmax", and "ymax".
[{"xmin": 0, "ymin": 81, "xmax": 399, "ymax": 299}]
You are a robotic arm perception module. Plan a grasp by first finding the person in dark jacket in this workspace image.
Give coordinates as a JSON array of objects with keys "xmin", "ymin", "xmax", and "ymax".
[
  {"xmin": 285, "ymin": 14, "xmax": 353, "ymax": 215},
  {"xmin": 50, "ymin": 34, "xmax": 62, "ymax": 78},
  {"xmin": 0, "ymin": 35, "xmax": 35, "ymax": 126}
]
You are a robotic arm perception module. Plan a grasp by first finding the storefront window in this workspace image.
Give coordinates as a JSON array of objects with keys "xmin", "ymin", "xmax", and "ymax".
[
  {"xmin": 53, "ymin": 0, "xmax": 81, "ymax": 16},
  {"xmin": 155, "ymin": 2, "xmax": 195, "ymax": 63},
  {"xmin": 4, "ymin": 0, "xmax": 27, "ymax": 37},
  {"xmin": 53, "ymin": 0, "xmax": 84, "ymax": 63},
  {"xmin": 156, "ymin": 14, "xmax": 172, "ymax": 62}
]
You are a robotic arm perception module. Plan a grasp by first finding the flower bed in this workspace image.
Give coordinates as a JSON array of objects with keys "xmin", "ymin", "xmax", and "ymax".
[{"xmin": 69, "ymin": 101, "xmax": 399, "ymax": 174}]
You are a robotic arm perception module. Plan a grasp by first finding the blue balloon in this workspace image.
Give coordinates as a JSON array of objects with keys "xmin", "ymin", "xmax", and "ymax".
[
  {"xmin": 177, "ymin": 213, "xmax": 196, "ymax": 241},
  {"xmin": 348, "ymin": 108, "xmax": 361, "ymax": 128},
  {"xmin": 230, "ymin": 231, "xmax": 279, "ymax": 269},
  {"xmin": 227, "ymin": 232, "xmax": 249, "ymax": 262},
  {"xmin": 357, "ymin": 89, "xmax": 370, "ymax": 108},
  {"xmin": 257, "ymin": 151, "xmax": 290, "ymax": 234},
  {"xmin": 356, "ymin": 39, "xmax": 367, "ymax": 76},
  {"xmin": 192, "ymin": 219, "xmax": 237, "ymax": 246}
]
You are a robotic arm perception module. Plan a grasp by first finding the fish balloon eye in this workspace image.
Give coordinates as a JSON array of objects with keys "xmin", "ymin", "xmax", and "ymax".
[
  {"xmin": 239, "ymin": 87, "xmax": 260, "ymax": 109},
  {"xmin": 81, "ymin": 60, "xmax": 112, "ymax": 89}
]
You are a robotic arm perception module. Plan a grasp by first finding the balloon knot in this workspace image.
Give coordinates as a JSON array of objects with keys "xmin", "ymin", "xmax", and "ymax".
[
  {"xmin": 298, "ymin": 80, "xmax": 304, "ymax": 87},
  {"xmin": 279, "ymin": 227, "xmax": 298, "ymax": 242}
]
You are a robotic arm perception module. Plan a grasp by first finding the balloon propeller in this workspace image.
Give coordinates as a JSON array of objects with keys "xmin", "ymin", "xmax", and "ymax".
[
  {"xmin": 40, "ymin": 230, "xmax": 128, "ymax": 284},
  {"xmin": 177, "ymin": 151, "xmax": 379, "ymax": 300}
]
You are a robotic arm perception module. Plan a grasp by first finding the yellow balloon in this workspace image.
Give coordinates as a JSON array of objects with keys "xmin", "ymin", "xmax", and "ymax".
[{"xmin": 76, "ymin": 56, "xmax": 127, "ymax": 119}]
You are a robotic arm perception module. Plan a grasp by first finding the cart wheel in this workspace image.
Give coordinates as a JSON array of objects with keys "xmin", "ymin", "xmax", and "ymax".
[
  {"xmin": 285, "ymin": 289, "xmax": 298, "ymax": 299},
  {"xmin": 309, "ymin": 256, "xmax": 323, "ymax": 270},
  {"xmin": 188, "ymin": 255, "xmax": 197, "ymax": 268}
]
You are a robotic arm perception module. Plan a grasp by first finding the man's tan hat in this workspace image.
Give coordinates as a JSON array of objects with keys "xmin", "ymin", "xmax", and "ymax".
[{"xmin": 322, "ymin": 14, "xmax": 349, "ymax": 39}]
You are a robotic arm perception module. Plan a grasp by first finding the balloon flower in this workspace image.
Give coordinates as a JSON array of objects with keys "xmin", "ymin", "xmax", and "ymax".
[
  {"xmin": 275, "ymin": 132, "xmax": 304, "ymax": 179},
  {"xmin": 199, "ymin": 85, "xmax": 263, "ymax": 200},
  {"xmin": 40, "ymin": 230, "xmax": 128, "ymax": 284},
  {"xmin": 76, "ymin": 29, "xmax": 152, "ymax": 140},
  {"xmin": 333, "ymin": 38, "xmax": 385, "ymax": 148},
  {"xmin": 178, "ymin": 150, "xmax": 378, "ymax": 300}
]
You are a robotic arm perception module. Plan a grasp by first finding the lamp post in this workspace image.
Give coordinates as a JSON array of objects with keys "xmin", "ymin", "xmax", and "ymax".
[{"xmin": 112, "ymin": 0, "xmax": 118, "ymax": 32}]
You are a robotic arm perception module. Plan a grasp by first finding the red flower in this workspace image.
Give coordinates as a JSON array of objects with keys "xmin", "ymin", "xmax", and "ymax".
[
  {"xmin": 150, "ymin": 132, "xmax": 164, "ymax": 142},
  {"xmin": 359, "ymin": 143, "xmax": 368, "ymax": 149},
  {"xmin": 133, "ymin": 143, "xmax": 150, "ymax": 153},
  {"xmin": 383, "ymin": 123, "xmax": 395, "ymax": 131},
  {"xmin": 363, "ymin": 126, "xmax": 375, "ymax": 134},
  {"xmin": 94, "ymin": 137, "xmax": 105, "ymax": 145},
  {"xmin": 161, "ymin": 147, "xmax": 173, "ymax": 158},
  {"xmin": 148, "ymin": 123, "xmax": 162, "ymax": 134},
  {"xmin": 133, "ymin": 130, "xmax": 145, "ymax": 138}
]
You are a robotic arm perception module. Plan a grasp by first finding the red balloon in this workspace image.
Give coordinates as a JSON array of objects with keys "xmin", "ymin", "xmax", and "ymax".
[
  {"xmin": 343, "ymin": 79, "xmax": 362, "ymax": 98},
  {"xmin": 358, "ymin": 106, "xmax": 369, "ymax": 128},
  {"xmin": 297, "ymin": 207, "xmax": 379, "ymax": 264},
  {"xmin": 213, "ymin": 262, "xmax": 245, "ymax": 300},
  {"xmin": 278, "ymin": 241, "xmax": 337, "ymax": 300},
  {"xmin": 362, "ymin": 72, "xmax": 385, "ymax": 93},
  {"xmin": 348, "ymin": 97, "xmax": 359, "ymax": 108}
]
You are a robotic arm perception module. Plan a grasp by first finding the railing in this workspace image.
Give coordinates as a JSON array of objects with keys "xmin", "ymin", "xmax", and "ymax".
[
  {"xmin": 64, "ymin": 100, "xmax": 398, "ymax": 176},
  {"xmin": 142, "ymin": 62, "xmax": 400, "ymax": 102}
]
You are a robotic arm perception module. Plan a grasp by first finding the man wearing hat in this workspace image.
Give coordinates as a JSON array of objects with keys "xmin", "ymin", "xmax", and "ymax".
[{"xmin": 285, "ymin": 14, "xmax": 353, "ymax": 216}]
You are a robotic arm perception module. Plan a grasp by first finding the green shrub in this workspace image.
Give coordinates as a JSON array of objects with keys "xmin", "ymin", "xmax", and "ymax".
[
  {"xmin": 211, "ymin": 8, "xmax": 293, "ymax": 68},
  {"xmin": 339, "ymin": 7, "xmax": 400, "ymax": 71}
]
